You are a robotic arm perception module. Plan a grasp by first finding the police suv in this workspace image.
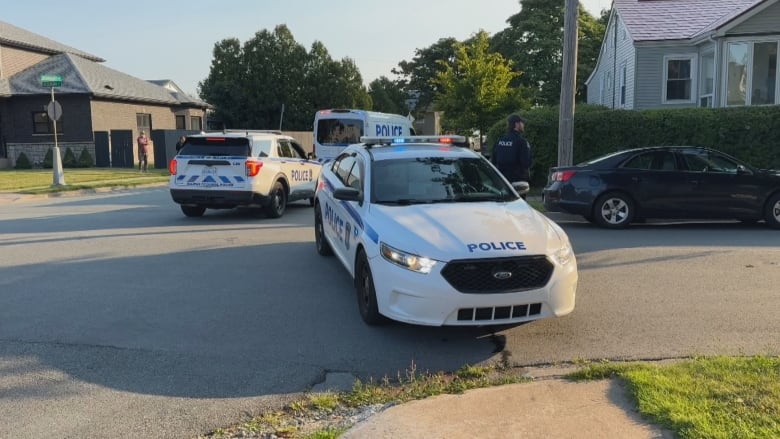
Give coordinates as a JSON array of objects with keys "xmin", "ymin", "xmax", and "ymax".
[
  {"xmin": 313, "ymin": 135, "xmax": 578, "ymax": 326},
  {"xmin": 169, "ymin": 130, "xmax": 321, "ymax": 218}
]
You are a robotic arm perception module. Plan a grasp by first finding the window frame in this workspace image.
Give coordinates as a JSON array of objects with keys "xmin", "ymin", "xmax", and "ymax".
[
  {"xmin": 662, "ymin": 54, "xmax": 697, "ymax": 104},
  {"xmin": 699, "ymin": 50, "xmax": 715, "ymax": 108},
  {"xmin": 620, "ymin": 62, "xmax": 627, "ymax": 107},
  {"xmin": 723, "ymin": 38, "xmax": 780, "ymax": 107},
  {"xmin": 32, "ymin": 111, "xmax": 64, "ymax": 135}
]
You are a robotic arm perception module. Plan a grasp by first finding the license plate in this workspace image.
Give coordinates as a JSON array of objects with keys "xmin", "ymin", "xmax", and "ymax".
[{"xmin": 202, "ymin": 167, "xmax": 217, "ymax": 175}]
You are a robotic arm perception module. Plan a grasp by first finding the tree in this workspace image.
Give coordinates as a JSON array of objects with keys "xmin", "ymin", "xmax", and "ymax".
[
  {"xmin": 198, "ymin": 25, "xmax": 371, "ymax": 131},
  {"xmin": 198, "ymin": 38, "xmax": 246, "ymax": 128},
  {"xmin": 368, "ymin": 76, "xmax": 408, "ymax": 114},
  {"xmin": 491, "ymin": 0, "xmax": 606, "ymax": 105},
  {"xmin": 393, "ymin": 38, "xmax": 459, "ymax": 115},
  {"xmin": 432, "ymin": 31, "xmax": 530, "ymax": 149}
]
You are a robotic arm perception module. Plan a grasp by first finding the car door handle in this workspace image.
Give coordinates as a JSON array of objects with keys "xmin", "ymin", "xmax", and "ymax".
[{"xmin": 631, "ymin": 176, "xmax": 641, "ymax": 183}]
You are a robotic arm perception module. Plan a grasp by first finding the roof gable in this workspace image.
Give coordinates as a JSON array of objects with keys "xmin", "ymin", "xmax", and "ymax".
[
  {"xmin": 8, "ymin": 53, "xmax": 208, "ymax": 107},
  {"xmin": 614, "ymin": 0, "xmax": 764, "ymax": 41},
  {"xmin": 0, "ymin": 20, "xmax": 104, "ymax": 62}
]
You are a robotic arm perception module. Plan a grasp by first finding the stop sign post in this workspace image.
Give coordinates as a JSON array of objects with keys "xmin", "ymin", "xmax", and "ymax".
[{"xmin": 41, "ymin": 75, "xmax": 65, "ymax": 185}]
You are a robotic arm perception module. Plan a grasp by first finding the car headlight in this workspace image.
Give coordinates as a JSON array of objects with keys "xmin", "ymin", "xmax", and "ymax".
[
  {"xmin": 553, "ymin": 240, "xmax": 574, "ymax": 266},
  {"xmin": 380, "ymin": 243, "xmax": 437, "ymax": 274}
]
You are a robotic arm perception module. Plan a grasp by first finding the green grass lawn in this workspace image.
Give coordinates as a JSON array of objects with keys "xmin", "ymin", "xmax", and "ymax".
[
  {"xmin": 0, "ymin": 168, "xmax": 170, "ymax": 193},
  {"xmin": 569, "ymin": 356, "xmax": 780, "ymax": 439}
]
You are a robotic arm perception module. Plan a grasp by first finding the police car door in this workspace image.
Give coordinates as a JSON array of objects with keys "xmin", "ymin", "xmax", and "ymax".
[
  {"xmin": 276, "ymin": 139, "xmax": 303, "ymax": 198},
  {"xmin": 288, "ymin": 139, "xmax": 319, "ymax": 197},
  {"xmin": 327, "ymin": 154, "xmax": 363, "ymax": 268}
]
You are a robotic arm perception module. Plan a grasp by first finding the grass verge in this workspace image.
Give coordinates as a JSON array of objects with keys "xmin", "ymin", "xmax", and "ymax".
[
  {"xmin": 0, "ymin": 168, "xmax": 169, "ymax": 193},
  {"xmin": 568, "ymin": 356, "xmax": 780, "ymax": 439},
  {"xmin": 200, "ymin": 356, "xmax": 780, "ymax": 439}
]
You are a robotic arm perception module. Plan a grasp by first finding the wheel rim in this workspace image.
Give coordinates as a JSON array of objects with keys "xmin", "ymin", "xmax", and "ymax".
[
  {"xmin": 315, "ymin": 207, "xmax": 324, "ymax": 250},
  {"xmin": 601, "ymin": 198, "xmax": 629, "ymax": 225},
  {"xmin": 274, "ymin": 188, "xmax": 285, "ymax": 215},
  {"xmin": 359, "ymin": 262, "xmax": 371, "ymax": 312},
  {"xmin": 773, "ymin": 199, "xmax": 780, "ymax": 222}
]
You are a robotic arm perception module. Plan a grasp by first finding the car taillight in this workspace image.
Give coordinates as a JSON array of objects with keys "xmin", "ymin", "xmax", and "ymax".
[
  {"xmin": 169, "ymin": 159, "xmax": 177, "ymax": 175},
  {"xmin": 246, "ymin": 160, "xmax": 263, "ymax": 177},
  {"xmin": 553, "ymin": 170, "xmax": 576, "ymax": 182}
]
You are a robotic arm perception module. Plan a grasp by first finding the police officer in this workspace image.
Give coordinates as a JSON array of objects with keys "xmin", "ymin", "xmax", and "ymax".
[{"xmin": 491, "ymin": 114, "xmax": 532, "ymax": 198}]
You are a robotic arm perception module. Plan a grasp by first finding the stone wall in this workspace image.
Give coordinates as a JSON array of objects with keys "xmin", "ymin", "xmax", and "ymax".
[{"xmin": 7, "ymin": 142, "xmax": 96, "ymax": 168}]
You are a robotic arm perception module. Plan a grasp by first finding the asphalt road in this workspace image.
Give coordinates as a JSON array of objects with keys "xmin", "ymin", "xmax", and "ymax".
[{"xmin": 1, "ymin": 187, "xmax": 778, "ymax": 438}]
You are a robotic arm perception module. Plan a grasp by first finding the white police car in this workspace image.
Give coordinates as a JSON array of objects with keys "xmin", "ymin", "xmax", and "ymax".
[
  {"xmin": 169, "ymin": 130, "xmax": 321, "ymax": 218},
  {"xmin": 313, "ymin": 135, "xmax": 578, "ymax": 326}
]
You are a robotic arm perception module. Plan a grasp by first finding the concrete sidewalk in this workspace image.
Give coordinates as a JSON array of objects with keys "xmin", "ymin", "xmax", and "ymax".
[{"xmin": 342, "ymin": 370, "xmax": 675, "ymax": 439}]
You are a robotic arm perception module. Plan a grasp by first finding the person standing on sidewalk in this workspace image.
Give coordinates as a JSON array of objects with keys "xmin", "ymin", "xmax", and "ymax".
[
  {"xmin": 491, "ymin": 114, "xmax": 532, "ymax": 199},
  {"xmin": 137, "ymin": 130, "xmax": 150, "ymax": 172}
]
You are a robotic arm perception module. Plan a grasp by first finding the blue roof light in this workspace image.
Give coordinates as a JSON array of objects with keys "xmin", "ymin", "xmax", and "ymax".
[{"xmin": 393, "ymin": 137, "xmax": 407, "ymax": 143}]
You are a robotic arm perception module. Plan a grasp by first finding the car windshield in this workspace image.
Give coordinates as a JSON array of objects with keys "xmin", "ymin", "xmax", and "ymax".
[
  {"xmin": 371, "ymin": 157, "xmax": 517, "ymax": 204},
  {"xmin": 317, "ymin": 118, "xmax": 364, "ymax": 146},
  {"xmin": 178, "ymin": 137, "xmax": 251, "ymax": 157}
]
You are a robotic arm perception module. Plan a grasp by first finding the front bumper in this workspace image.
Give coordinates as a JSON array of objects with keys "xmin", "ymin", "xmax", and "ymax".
[{"xmin": 369, "ymin": 254, "xmax": 578, "ymax": 326}]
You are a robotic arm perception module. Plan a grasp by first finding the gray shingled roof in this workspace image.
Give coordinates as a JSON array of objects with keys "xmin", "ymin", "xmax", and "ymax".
[
  {"xmin": 0, "ymin": 20, "xmax": 104, "ymax": 62},
  {"xmin": 615, "ymin": 0, "xmax": 764, "ymax": 41},
  {"xmin": 8, "ymin": 53, "xmax": 209, "ymax": 108}
]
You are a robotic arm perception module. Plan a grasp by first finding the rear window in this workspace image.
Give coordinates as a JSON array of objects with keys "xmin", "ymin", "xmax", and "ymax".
[
  {"xmin": 316, "ymin": 118, "xmax": 364, "ymax": 146},
  {"xmin": 179, "ymin": 137, "xmax": 251, "ymax": 157}
]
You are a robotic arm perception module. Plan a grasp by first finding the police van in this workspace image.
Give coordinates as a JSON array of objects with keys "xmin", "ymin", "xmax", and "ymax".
[{"xmin": 312, "ymin": 109, "xmax": 415, "ymax": 161}]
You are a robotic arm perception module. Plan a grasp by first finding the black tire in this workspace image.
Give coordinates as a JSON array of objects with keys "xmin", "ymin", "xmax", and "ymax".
[
  {"xmin": 181, "ymin": 205, "xmax": 205, "ymax": 217},
  {"xmin": 314, "ymin": 203, "xmax": 333, "ymax": 256},
  {"xmin": 764, "ymin": 193, "xmax": 780, "ymax": 229},
  {"xmin": 355, "ymin": 251, "xmax": 388, "ymax": 326},
  {"xmin": 593, "ymin": 192, "xmax": 635, "ymax": 229},
  {"xmin": 265, "ymin": 181, "xmax": 287, "ymax": 218}
]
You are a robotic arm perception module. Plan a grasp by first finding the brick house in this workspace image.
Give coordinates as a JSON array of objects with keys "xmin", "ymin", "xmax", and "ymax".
[{"xmin": 0, "ymin": 20, "xmax": 210, "ymax": 168}]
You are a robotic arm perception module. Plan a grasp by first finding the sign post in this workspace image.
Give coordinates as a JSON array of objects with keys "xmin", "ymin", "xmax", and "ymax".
[{"xmin": 41, "ymin": 75, "xmax": 65, "ymax": 185}]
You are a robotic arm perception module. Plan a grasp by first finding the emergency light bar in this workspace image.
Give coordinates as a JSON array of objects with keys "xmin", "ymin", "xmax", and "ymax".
[{"xmin": 360, "ymin": 135, "xmax": 467, "ymax": 146}]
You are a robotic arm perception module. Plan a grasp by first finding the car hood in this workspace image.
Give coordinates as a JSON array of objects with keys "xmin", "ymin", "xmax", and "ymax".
[{"xmin": 367, "ymin": 201, "xmax": 566, "ymax": 261}]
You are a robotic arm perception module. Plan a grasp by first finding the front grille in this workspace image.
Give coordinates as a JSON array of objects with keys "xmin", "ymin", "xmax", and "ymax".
[
  {"xmin": 457, "ymin": 303, "xmax": 542, "ymax": 322},
  {"xmin": 441, "ymin": 256, "xmax": 553, "ymax": 294}
]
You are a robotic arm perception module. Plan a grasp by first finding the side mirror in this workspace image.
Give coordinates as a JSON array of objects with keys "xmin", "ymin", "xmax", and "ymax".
[
  {"xmin": 333, "ymin": 187, "xmax": 362, "ymax": 202},
  {"xmin": 736, "ymin": 164, "xmax": 753, "ymax": 175},
  {"xmin": 512, "ymin": 181, "xmax": 530, "ymax": 196},
  {"xmin": 307, "ymin": 152, "xmax": 315, "ymax": 159}
]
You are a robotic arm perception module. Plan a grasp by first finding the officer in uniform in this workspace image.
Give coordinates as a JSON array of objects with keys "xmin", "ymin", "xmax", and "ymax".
[{"xmin": 491, "ymin": 114, "xmax": 533, "ymax": 198}]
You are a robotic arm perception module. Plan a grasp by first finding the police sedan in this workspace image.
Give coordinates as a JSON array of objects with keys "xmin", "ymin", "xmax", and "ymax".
[{"xmin": 313, "ymin": 136, "xmax": 578, "ymax": 326}]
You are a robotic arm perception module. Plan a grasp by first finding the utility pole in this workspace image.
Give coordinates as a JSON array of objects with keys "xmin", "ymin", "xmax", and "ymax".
[{"xmin": 558, "ymin": 0, "xmax": 579, "ymax": 166}]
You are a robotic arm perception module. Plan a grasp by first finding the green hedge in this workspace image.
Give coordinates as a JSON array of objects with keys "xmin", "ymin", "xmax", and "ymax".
[{"xmin": 486, "ymin": 105, "xmax": 780, "ymax": 188}]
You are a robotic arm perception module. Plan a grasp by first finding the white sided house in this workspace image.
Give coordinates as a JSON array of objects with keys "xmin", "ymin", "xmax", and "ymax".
[{"xmin": 587, "ymin": 0, "xmax": 780, "ymax": 110}]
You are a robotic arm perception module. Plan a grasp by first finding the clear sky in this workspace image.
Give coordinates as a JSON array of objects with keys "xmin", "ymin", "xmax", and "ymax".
[{"xmin": 4, "ymin": 0, "xmax": 612, "ymax": 96}]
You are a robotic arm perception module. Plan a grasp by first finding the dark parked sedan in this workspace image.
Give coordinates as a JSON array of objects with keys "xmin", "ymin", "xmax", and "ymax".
[{"xmin": 543, "ymin": 146, "xmax": 780, "ymax": 229}]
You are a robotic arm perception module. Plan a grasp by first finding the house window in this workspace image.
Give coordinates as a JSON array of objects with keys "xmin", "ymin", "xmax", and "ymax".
[
  {"xmin": 190, "ymin": 116, "xmax": 202, "ymax": 131},
  {"xmin": 700, "ymin": 52, "xmax": 715, "ymax": 107},
  {"xmin": 136, "ymin": 113, "xmax": 152, "ymax": 135},
  {"xmin": 32, "ymin": 112, "xmax": 64, "ymax": 134},
  {"xmin": 663, "ymin": 55, "xmax": 695, "ymax": 102},
  {"xmin": 175, "ymin": 115, "xmax": 186, "ymax": 130},
  {"xmin": 727, "ymin": 40, "xmax": 779, "ymax": 106},
  {"xmin": 620, "ymin": 64, "xmax": 627, "ymax": 106},
  {"xmin": 751, "ymin": 42, "xmax": 777, "ymax": 105}
]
